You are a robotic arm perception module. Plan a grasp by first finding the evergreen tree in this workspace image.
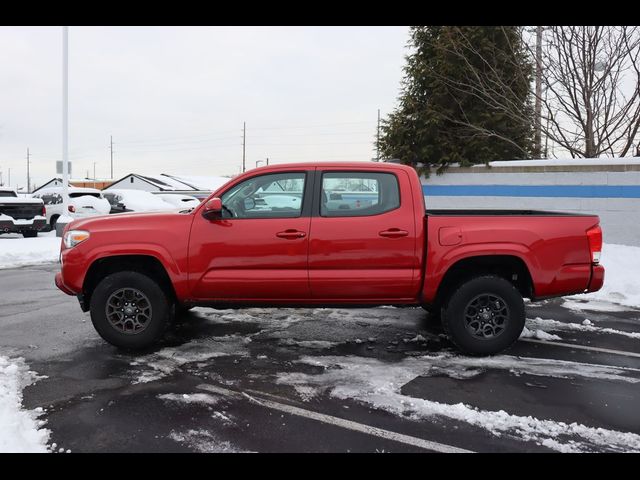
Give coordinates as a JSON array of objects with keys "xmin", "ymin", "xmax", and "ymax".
[{"xmin": 379, "ymin": 26, "xmax": 535, "ymax": 175}]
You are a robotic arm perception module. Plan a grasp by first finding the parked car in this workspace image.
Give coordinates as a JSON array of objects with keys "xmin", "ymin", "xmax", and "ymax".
[
  {"xmin": 102, "ymin": 191, "xmax": 130, "ymax": 214},
  {"xmin": 32, "ymin": 187, "xmax": 111, "ymax": 229},
  {"xmin": 0, "ymin": 188, "xmax": 46, "ymax": 237},
  {"xmin": 152, "ymin": 193, "xmax": 201, "ymax": 211},
  {"xmin": 55, "ymin": 162, "xmax": 604, "ymax": 355},
  {"xmin": 102, "ymin": 189, "xmax": 174, "ymax": 213}
]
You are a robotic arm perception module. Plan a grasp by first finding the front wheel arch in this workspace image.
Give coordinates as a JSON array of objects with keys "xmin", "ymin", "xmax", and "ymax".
[{"xmin": 82, "ymin": 255, "xmax": 177, "ymax": 311}]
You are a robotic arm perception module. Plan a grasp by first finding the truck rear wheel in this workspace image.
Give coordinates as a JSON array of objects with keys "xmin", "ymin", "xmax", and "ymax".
[
  {"xmin": 441, "ymin": 275, "xmax": 525, "ymax": 356},
  {"xmin": 90, "ymin": 271, "xmax": 171, "ymax": 350},
  {"xmin": 22, "ymin": 231, "xmax": 38, "ymax": 238}
]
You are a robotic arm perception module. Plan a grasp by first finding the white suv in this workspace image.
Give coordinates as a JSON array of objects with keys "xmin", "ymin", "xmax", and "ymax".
[{"xmin": 32, "ymin": 187, "xmax": 111, "ymax": 229}]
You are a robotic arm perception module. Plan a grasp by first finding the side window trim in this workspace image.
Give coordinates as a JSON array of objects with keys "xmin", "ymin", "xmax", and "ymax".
[{"xmin": 315, "ymin": 170, "xmax": 402, "ymax": 218}]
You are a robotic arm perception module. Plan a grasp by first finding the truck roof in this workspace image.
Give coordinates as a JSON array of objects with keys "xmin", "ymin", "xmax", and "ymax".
[{"xmin": 249, "ymin": 161, "xmax": 415, "ymax": 173}]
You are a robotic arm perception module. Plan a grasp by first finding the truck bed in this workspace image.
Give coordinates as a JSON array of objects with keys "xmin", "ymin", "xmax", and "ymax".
[{"xmin": 426, "ymin": 209, "xmax": 594, "ymax": 217}]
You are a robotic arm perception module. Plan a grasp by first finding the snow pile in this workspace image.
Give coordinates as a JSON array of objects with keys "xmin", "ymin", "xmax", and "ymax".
[
  {"xmin": 0, "ymin": 232, "xmax": 61, "ymax": 269},
  {"xmin": 278, "ymin": 355, "xmax": 640, "ymax": 452},
  {"xmin": 570, "ymin": 243, "xmax": 640, "ymax": 309},
  {"xmin": 520, "ymin": 326, "xmax": 562, "ymax": 341},
  {"xmin": 0, "ymin": 355, "xmax": 50, "ymax": 452}
]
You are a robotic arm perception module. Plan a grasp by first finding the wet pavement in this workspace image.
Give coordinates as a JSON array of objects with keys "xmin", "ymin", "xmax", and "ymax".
[{"xmin": 2, "ymin": 263, "xmax": 640, "ymax": 452}]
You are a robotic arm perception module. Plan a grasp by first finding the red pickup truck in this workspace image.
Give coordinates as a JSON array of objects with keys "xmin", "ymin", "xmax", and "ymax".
[{"xmin": 55, "ymin": 162, "xmax": 604, "ymax": 355}]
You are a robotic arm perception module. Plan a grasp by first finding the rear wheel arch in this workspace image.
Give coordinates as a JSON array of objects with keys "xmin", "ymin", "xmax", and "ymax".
[{"xmin": 433, "ymin": 254, "xmax": 534, "ymax": 308}]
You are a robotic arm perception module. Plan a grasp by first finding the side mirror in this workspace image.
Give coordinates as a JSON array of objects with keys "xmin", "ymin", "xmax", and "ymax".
[{"xmin": 202, "ymin": 197, "xmax": 223, "ymax": 220}]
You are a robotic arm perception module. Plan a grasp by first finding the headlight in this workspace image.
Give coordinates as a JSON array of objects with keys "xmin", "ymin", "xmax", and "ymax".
[{"xmin": 63, "ymin": 230, "xmax": 90, "ymax": 248}]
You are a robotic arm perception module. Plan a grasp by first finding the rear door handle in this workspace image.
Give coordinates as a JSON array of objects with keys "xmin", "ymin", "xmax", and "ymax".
[
  {"xmin": 379, "ymin": 228, "xmax": 409, "ymax": 238},
  {"xmin": 276, "ymin": 229, "xmax": 307, "ymax": 239}
]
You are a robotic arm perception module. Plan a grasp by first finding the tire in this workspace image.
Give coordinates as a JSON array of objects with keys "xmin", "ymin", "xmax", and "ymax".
[
  {"xmin": 89, "ymin": 271, "xmax": 172, "ymax": 350},
  {"xmin": 50, "ymin": 215, "xmax": 59, "ymax": 230},
  {"xmin": 22, "ymin": 231, "xmax": 38, "ymax": 238},
  {"xmin": 441, "ymin": 275, "xmax": 525, "ymax": 356}
]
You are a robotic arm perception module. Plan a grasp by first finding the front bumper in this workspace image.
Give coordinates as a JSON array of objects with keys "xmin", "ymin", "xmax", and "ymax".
[{"xmin": 55, "ymin": 271, "xmax": 75, "ymax": 295}]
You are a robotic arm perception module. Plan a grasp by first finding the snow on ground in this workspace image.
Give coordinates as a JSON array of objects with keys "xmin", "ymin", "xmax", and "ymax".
[
  {"xmin": 561, "ymin": 299, "xmax": 628, "ymax": 313},
  {"xmin": 527, "ymin": 317, "xmax": 640, "ymax": 340},
  {"xmin": 129, "ymin": 334, "xmax": 252, "ymax": 384},
  {"xmin": 168, "ymin": 429, "xmax": 248, "ymax": 453},
  {"xmin": 0, "ymin": 231, "xmax": 60, "ymax": 269},
  {"xmin": 158, "ymin": 393, "xmax": 222, "ymax": 406},
  {"xmin": 568, "ymin": 243, "xmax": 640, "ymax": 310},
  {"xmin": 277, "ymin": 354, "xmax": 640, "ymax": 452},
  {"xmin": 0, "ymin": 355, "xmax": 50, "ymax": 453}
]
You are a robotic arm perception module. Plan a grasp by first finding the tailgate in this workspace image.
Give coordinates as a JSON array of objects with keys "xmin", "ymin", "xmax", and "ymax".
[{"xmin": 0, "ymin": 202, "xmax": 43, "ymax": 219}]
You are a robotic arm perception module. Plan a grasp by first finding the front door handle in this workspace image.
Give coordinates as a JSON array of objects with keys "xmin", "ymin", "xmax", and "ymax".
[
  {"xmin": 379, "ymin": 228, "xmax": 409, "ymax": 238},
  {"xmin": 276, "ymin": 229, "xmax": 307, "ymax": 239}
]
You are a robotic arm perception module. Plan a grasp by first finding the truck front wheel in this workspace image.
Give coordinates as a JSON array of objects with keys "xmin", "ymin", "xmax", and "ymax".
[
  {"xmin": 441, "ymin": 275, "xmax": 525, "ymax": 356},
  {"xmin": 90, "ymin": 271, "xmax": 171, "ymax": 350}
]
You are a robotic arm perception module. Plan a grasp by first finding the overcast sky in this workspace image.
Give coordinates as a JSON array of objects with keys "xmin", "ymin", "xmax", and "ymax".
[{"xmin": 0, "ymin": 26, "xmax": 409, "ymax": 190}]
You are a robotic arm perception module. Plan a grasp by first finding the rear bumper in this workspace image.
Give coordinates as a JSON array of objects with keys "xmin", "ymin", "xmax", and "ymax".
[
  {"xmin": 0, "ymin": 217, "xmax": 46, "ymax": 233},
  {"xmin": 587, "ymin": 264, "xmax": 605, "ymax": 292}
]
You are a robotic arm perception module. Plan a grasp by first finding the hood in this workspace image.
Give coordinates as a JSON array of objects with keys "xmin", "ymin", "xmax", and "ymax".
[{"xmin": 68, "ymin": 210, "xmax": 188, "ymax": 232}]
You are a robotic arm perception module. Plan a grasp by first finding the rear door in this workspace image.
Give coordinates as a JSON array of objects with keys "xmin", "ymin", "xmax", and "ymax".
[{"xmin": 308, "ymin": 168, "xmax": 420, "ymax": 301}]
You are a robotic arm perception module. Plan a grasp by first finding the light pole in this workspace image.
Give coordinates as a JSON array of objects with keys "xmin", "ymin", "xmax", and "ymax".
[{"xmin": 61, "ymin": 26, "xmax": 70, "ymax": 226}]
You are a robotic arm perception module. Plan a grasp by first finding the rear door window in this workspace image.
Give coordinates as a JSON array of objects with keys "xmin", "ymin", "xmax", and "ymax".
[{"xmin": 320, "ymin": 172, "xmax": 400, "ymax": 217}]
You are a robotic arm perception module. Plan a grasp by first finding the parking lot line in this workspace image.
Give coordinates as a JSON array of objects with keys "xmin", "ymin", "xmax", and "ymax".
[
  {"xmin": 197, "ymin": 383, "xmax": 474, "ymax": 453},
  {"xmin": 520, "ymin": 338, "xmax": 640, "ymax": 358}
]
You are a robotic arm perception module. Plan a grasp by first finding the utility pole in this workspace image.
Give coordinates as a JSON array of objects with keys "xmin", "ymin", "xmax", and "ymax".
[
  {"xmin": 242, "ymin": 122, "xmax": 246, "ymax": 173},
  {"xmin": 534, "ymin": 26, "xmax": 543, "ymax": 159},
  {"xmin": 266, "ymin": 157, "xmax": 269, "ymax": 166},
  {"xmin": 93, "ymin": 162, "xmax": 97, "ymax": 185},
  {"xmin": 376, "ymin": 109, "xmax": 381, "ymax": 162},
  {"xmin": 109, "ymin": 135, "xmax": 114, "ymax": 179},
  {"xmin": 26, "ymin": 148, "xmax": 31, "ymax": 193}
]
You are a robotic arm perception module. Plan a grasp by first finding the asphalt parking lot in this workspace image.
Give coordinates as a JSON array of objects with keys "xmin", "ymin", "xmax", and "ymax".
[{"xmin": 2, "ymin": 263, "xmax": 640, "ymax": 453}]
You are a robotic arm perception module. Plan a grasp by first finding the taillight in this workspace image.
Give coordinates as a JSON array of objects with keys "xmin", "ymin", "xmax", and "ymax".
[
  {"xmin": 68, "ymin": 205, "xmax": 76, "ymax": 213},
  {"xmin": 586, "ymin": 225, "xmax": 602, "ymax": 264},
  {"xmin": 42, "ymin": 205, "xmax": 46, "ymax": 216}
]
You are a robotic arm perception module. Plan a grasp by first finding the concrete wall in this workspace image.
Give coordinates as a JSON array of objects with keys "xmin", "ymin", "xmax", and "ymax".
[{"xmin": 421, "ymin": 159, "xmax": 640, "ymax": 246}]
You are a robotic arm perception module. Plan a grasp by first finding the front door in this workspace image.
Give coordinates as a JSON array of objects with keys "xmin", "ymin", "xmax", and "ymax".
[{"xmin": 188, "ymin": 170, "xmax": 312, "ymax": 301}]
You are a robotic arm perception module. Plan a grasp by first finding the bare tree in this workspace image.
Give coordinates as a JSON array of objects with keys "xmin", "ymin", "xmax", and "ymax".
[
  {"xmin": 539, "ymin": 26, "xmax": 640, "ymax": 158},
  {"xmin": 415, "ymin": 26, "xmax": 640, "ymax": 160}
]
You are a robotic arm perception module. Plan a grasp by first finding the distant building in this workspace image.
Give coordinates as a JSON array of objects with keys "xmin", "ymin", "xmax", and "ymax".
[
  {"xmin": 103, "ymin": 173, "xmax": 230, "ymax": 198},
  {"xmin": 104, "ymin": 173, "xmax": 189, "ymax": 192},
  {"xmin": 32, "ymin": 177, "xmax": 114, "ymax": 193}
]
